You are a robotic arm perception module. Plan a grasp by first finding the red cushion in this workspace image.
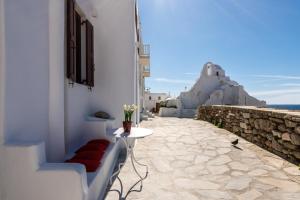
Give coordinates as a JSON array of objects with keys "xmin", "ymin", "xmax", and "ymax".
[
  {"xmin": 76, "ymin": 143, "xmax": 107, "ymax": 153},
  {"xmin": 73, "ymin": 150, "xmax": 104, "ymax": 161},
  {"xmin": 87, "ymin": 139, "xmax": 110, "ymax": 146},
  {"xmin": 66, "ymin": 158, "xmax": 100, "ymax": 172}
]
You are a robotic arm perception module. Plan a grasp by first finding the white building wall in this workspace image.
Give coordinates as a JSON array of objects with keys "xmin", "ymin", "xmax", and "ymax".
[
  {"xmin": 57, "ymin": 0, "xmax": 138, "ymax": 153},
  {"xmin": 65, "ymin": 84, "xmax": 93, "ymax": 153},
  {"xmin": 0, "ymin": 0, "xmax": 5, "ymax": 144},
  {"xmin": 0, "ymin": 0, "xmax": 142, "ymax": 198},
  {"xmin": 0, "ymin": 0, "xmax": 5, "ymax": 198},
  {"xmin": 144, "ymin": 92, "xmax": 169, "ymax": 111},
  {"xmin": 135, "ymin": 50, "xmax": 140, "ymax": 123},
  {"xmin": 139, "ymin": 76, "xmax": 145, "ymax": 111},
  {"xmin": 48, "ymin": 0, "xmax": 66, "ymax": 162},
  {"xmin": 180, "ymin": 75, "xmax": 220, "ymax": 108},
  {"xmin": 2, "ymin": 0, "xmax": 67, "ymax": 162},
  {"xmin": 3, "ymin": 0, "xmax": 50, "ymax": 144},
  {"xmin": 179, "ymin": 63, "xmax": 226, "ymax": 109},
  {"xmin": 89, "ymin": 0, "xmax": 137, "ymax": 127},
  {"xmin": 1, "ymin": 0, "xmax": 140, "ymax": 157}
]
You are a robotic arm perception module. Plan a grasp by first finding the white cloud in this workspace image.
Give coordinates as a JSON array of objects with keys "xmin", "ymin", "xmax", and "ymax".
[
  {"xmin": 263, "ymin": 93, "xmax": 300, "ymax": 104},
  {"xmin": 250, "ymin": 89, "xmax": 300, "ymax": 96},
  {"xmin": 247, "ymin": 75, "xmax": 300, "ymax": 85},
  {"xmin": 153, "ymin": 0, "xmax": 176, "ymax": 11},
  {"xmin": 250, "ymin": 78, "xmax": 287, "ymax": 84},
  {"xmin": 184, "ymin": 72, "xmax": 198, "ymax": 76},
  {"xmin": 249, "ymin": 89, "xmax": 300, "ymax": 104},
  {"xmin": 279, "ymin": 83, "xmax": 300, "ymax": 87},
  {"xmin": 252, "ymin": 75, "xmax": 300, "ymax": 80},
  {"xmin": 154, "ymin": 78, "xmax": 194, "ymax": 84}
]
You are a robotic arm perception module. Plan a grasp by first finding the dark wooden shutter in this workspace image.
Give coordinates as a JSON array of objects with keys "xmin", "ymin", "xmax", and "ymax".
[
  {"xmin": 75, "ymin": 11, "xmax": 82, "ymax": 83},
  {"xmin": 86, "ymin": 20, "xmax": 94, "ymax": 88},
  {"xmin": 67, "ymin": 0, "xmax": 76, "ymax": 81},
  {"xmin": 135, "ymin": 4, "xmax": 140, "ymax": 42}
]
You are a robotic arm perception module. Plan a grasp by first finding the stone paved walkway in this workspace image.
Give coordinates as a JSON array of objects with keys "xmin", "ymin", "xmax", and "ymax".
[{"xmin": 105, "ymin": 117, "xmax": 300, "ymax": 200}]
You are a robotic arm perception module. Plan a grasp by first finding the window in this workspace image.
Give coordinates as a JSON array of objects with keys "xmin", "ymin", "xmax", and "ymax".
[
  {"xmin": 149, "ymin": 96, "xmax": 152, "ymax": 100},
  {"xmin": 216, "ymin": 71, "xmax": 219, "ymax": 76},
  {"xmin": 158, "ymin": 96, "xmax": 161, "ymax": 101},
  {"xmin": 67, "ymin": 0, "xmax": 94, "ymax": 88}
]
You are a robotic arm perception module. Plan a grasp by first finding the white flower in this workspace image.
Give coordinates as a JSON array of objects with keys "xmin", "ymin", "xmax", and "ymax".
[{"xmin": 123, "ymin": 104, "xmax": 138, "ymax": 112}]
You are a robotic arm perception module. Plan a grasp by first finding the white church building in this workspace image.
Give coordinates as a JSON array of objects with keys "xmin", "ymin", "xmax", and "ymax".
[
  {"xmin": 159, "ymin": 62, "xmax": 266, "ymax": 118},
  {"xmin": 0, "ymin": 0, "xmax": 150, "ymax": 199},
  {"xmin": 180, "ymin": 62, "xmax": 266, "ymax": 108}
]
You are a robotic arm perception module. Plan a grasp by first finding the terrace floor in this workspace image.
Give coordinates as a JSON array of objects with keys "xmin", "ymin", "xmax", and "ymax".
[{"xmin": 105, "ymin": 117, "xmax": 300, "ymax": 200}]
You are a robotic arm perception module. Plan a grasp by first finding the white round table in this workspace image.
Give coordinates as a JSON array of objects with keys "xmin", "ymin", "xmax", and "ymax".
[
  {"xmin": 113, "ymin": 127, "xmax": 153, "ymax": 139},
  {"xmin": 109, "ymin": 127, "xmax": 153, "ymax": 200}
]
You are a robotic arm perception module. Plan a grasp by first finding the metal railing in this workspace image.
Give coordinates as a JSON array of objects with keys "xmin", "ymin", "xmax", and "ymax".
[
  {"xmin": 139, "ymin": 44, "xmax": 150, "ymax": 56},
  {"xmin": 143, "ymin": 66, "xmax": 150, "ymax": 77},
  {"xmin": 144, "ymin": 66, "xmax": 150, "ymax": 73}
]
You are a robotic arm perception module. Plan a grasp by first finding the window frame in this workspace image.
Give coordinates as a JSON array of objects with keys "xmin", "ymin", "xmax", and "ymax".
[{"xmin": 66, "ymin": 0, "xmax": 94, "ymax": 88}]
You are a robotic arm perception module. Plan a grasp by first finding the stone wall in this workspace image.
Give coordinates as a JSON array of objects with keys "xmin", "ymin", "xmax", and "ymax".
[{"xmin": 197, "ymin": 105, "xmax": 300, "ymax": 164}]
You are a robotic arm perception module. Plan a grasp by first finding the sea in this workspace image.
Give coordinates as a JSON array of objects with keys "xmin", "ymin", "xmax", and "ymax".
[{"xmin": 267, "ymin": 104, "xmax": 300, "ymax": 111}]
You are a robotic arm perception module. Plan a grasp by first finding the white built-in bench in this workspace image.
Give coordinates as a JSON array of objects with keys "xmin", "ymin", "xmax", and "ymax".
[{"xmin": 2, "ymin": 117, "xmax": 121, "ymax": 200}]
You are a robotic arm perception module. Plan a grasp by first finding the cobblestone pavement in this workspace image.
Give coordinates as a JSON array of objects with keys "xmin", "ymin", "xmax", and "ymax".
[{"xmin": 105, "ymin": 117, "xmax": 300, "ymax": 200}]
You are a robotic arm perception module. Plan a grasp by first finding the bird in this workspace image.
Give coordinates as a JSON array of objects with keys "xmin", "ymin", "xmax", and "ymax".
[{"xmin": 231, "ymin": 139, "xmax": 239, "ymax": 146}]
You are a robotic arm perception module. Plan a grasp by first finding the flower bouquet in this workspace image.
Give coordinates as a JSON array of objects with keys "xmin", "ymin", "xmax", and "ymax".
[{"xmin": 123, "ymin": 104, "xmax": 138, "ymax": 133}]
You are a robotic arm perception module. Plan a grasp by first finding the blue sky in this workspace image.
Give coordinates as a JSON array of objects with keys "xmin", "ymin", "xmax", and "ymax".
[{"xmin": 139, "ymin": 0, "xmax": 300, "ymax": 104}]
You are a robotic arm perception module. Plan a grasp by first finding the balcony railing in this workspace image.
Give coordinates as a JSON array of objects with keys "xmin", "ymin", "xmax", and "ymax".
[
  {"xmin": 140, "ymin": 44, "xmax": 150, "ymax": 56},
  {"xmin": 143, "ymin": 66, "xmax": 150, "ymax": 77},
  {"xmin": 139, "ymin": 44, "xmax": 150, "ymax": 67}
]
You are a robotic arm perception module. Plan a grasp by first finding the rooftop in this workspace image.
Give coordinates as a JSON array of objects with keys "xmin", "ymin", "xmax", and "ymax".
[{"xmin": 105, "ymin": 117, "xmax": 300, "ymax": 200}]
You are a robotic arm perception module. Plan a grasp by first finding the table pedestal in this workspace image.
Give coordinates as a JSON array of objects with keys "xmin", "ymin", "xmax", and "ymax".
[{"xmin": 108, "ymin": 137, "xmax": 149, "ymax": 200}]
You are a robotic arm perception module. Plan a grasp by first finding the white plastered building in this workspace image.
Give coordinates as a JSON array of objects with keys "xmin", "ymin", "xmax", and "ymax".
[
  {"xmin": 144, "ymin": 92, "xmax": 170, "ymax": 111},
  {"xmin": 0, "ymin": 0, "xmax": 150, "ymax": 199}
]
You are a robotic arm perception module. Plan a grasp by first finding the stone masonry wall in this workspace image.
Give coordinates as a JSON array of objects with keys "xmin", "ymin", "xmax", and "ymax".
[{"xmin": 198, "ymin": 105, "xmax": 300, "ymax": 164}]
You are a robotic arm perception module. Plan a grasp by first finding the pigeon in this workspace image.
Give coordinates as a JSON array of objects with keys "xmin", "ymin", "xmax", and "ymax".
[{"xmin": 231, "ymin": 139, "xmax": 239, "ymax": 146}]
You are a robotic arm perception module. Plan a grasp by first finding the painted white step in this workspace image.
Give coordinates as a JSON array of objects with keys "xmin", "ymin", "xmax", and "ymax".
[{"xmin": 181, "ymin": 109, "xmax": 196, "ymax": 118}]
